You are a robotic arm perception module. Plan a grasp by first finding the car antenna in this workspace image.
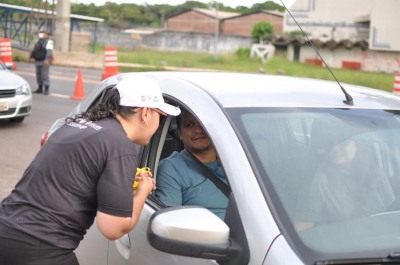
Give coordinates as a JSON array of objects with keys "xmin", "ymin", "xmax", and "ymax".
[{"xmin": 279, "ymin": 0, "xmax": 354, "ymax": 106}]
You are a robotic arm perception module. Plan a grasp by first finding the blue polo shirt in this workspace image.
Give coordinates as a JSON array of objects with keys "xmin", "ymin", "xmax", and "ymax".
[{"xmin": 155, "ymin": 150, "xmax": 228, "ymax": 220}]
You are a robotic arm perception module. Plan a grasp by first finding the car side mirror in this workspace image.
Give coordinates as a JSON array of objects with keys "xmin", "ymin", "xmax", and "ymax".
[{"xmin": 147, "ymin": 206, "xmax": 233, "ymax": 261}]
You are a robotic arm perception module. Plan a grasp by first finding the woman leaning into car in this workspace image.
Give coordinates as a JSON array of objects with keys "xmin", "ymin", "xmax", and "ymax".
[{"xmin": 0, "ymin": 75, "xmax": 180, "ymax": 265}]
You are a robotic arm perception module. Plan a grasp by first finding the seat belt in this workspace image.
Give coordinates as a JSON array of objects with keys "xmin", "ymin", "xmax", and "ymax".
[
  {"xmin": 184, "ymin": 150, "xmax": 231, "ymax": 198},
  {"xmin": 148, "ymin": 193, "xmax": 169, "ymax": 209}
]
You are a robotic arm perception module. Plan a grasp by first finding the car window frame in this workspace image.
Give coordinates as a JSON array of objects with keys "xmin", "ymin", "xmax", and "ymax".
[
  {"xmin": 144, "ymin": 102, "xmax": 232, "ymax": 208},
  {"xmin": 140, "ymin": 98, "xmax": 251, "ymax": 264}
]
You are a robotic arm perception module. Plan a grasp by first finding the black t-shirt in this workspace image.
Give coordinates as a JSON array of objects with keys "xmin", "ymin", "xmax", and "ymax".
[{"xmin": 0, "ymin": 118, "xmax": 138, "ymax": 249}]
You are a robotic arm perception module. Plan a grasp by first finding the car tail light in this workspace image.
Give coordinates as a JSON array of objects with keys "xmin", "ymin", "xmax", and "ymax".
[{"xmin": 40, "ymin": 131, "xmax": 49, "ymax": 147}]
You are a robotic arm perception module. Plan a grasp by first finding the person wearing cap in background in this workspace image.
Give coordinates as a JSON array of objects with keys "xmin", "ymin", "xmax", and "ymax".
[
  {"xmin": 29, "ymin": 29, "xmax": 54, "ymax": 95},
  {"xmin": 0, "ymin": 75, "xmax": 180, "ymax": 265}
]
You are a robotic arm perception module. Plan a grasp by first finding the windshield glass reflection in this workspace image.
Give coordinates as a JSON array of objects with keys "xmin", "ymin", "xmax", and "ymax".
[{"xmin": 233, "ymin": 108, "xmax": 400, "ymax": 258}]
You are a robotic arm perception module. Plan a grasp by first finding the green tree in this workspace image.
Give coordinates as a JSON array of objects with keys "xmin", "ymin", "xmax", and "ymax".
[
  {"xmin": 251, "ymin": 21, "xmax": 275, "ymax": 43},
  {"xmin": 249, "ymin": 1, "xmax": 285, "ymax": 12}
]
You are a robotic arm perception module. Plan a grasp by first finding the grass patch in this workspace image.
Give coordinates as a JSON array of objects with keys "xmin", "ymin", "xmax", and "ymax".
[{"xmin": 116, "ymin": 47, "xmax": 395, "ymax": 92}]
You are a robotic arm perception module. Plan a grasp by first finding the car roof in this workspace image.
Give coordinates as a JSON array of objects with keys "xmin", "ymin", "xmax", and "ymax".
[{"xmin": 103, "ymin": 72, "xmax": 400, "ymax": 110}]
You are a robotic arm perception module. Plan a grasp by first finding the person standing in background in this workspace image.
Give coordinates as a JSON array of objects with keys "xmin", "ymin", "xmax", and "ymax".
[{"xmin": 29, "ymin": 29, "xmax": 53, "ymax": 95}]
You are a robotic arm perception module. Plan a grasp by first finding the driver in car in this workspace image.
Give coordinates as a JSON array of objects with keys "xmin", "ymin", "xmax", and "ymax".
[{"xmin": 155, "ymin": 110, "xmax": 228, "ymax": 220}]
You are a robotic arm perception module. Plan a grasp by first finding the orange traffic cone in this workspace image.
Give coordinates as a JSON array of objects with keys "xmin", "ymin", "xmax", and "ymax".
[
  {"xmin": 0, "ymin": 38, "xmax": 16, "ymax": 70},
  {"xmin": 101, "ymin": 46, "xmax": 119, "ymax": 80},
  {"xmin": 71, "ymin": 69, "xmax": 85, "ymax": 100}
]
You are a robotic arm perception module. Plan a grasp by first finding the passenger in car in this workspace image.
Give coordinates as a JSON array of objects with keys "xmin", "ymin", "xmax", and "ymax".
[
  {"xmin": 155, "ymin": 110, "xmax": 228, "ymax": 220},
  {"xmin": 0, "ymin": 75, "xmax": 180, "ymax": 265},
  {"xmin": 295, "ymin": 135, "xmax": 395, "ymax": 231}
]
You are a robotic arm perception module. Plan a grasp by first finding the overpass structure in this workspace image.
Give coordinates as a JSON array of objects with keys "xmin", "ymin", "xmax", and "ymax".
[{"xmin": 0, "ymin": 2, "xmax": 103, "ymax": 53}]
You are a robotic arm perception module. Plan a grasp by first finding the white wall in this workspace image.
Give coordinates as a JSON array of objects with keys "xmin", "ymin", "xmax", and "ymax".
[
  {"xmin": 284, "ymin": 0, "xmax": 400, "ymax": 52},
  {"xmin": 360, "ymin": 50, "xmax": 400, "ymax": 73},
  {"xmin": 284, "ymin": 0, "xmax": 373, "ymax": 40},
  {"xmin": 287, "ymin": 44, "xmax": 400, "ymax": 73},
  {"xmin": 369, "ymin": 0, "xmax": 400, "ymax": 51}
]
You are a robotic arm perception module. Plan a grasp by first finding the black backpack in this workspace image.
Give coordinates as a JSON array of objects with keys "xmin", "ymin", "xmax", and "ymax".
[{"xmin": 31, "ymin": 41, "xmax": 47, "ymax": 61}]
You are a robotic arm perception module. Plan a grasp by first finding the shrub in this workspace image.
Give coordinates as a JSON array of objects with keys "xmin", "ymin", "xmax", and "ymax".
[{"xmin": 252, "ymin": 21, "xmax": 274, "ymax": 43}]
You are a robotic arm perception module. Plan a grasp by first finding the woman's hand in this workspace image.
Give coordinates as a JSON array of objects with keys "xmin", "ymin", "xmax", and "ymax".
[{"xmin": 134, "ymin": 170, "xmax": 156, "ymax": 196}]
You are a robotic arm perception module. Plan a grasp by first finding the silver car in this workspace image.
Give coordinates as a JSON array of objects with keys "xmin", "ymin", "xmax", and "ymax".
[
  {"xmin": 44, "ymin": 72, "xmax": 400, "ymax": 265},
  {"xmin": 0, "ymin": 61, "xmax": 32, "ymax": 122}
]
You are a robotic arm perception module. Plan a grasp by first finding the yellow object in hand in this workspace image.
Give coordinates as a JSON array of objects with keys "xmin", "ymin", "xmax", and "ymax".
[{"xmin": 133, "ymin": 167, "xmax": 150, "ymax": 190}]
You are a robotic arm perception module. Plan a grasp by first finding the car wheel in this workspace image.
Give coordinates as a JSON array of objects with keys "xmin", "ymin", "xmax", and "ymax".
[{"xmin": 10, "ymin": 117, "xmax": 25, "ymax": 123}]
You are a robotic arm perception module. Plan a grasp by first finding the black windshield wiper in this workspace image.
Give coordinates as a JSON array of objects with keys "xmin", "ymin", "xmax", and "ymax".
[{"xmin": 316, "ymin": 252, "xmax": 400, "ymax": 265}]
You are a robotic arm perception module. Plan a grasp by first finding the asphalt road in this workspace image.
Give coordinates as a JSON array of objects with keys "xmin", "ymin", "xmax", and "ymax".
[{"xmin": 0, "ymin": 62, "xmax": 102, "ymax": 200}]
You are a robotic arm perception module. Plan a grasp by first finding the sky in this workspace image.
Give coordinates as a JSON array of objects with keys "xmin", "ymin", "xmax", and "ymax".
[{"xmin": 72, "ymin": 0, "xmax": 295, "ymax": 9}]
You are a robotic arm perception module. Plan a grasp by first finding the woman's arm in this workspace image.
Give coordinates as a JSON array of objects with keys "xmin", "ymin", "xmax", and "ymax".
[{"xmin": 96, "ymin": 173, "xmax": 155, "ymax": 240}]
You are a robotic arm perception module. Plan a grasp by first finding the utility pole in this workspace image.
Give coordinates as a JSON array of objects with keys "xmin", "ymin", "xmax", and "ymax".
[
  {"xmin": 54, "ymin": 0, "xmax": 71, "ymax": 52},
  {"xmin": 208, "ymin": 1, "xmax": 219, "ymax": 55},
  {"xmin": 160, "ymin": 9, "xmax": 165, "ymax": 30},
  {"xmin": 215, "ymin": 2, "xmax": 219, "ymax": 55}
]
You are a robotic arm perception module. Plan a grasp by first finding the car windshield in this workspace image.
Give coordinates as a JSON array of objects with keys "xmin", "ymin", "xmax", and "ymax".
[{"xmin": 228, "ymin": 107, "xmax": 400, "ymax": 260}]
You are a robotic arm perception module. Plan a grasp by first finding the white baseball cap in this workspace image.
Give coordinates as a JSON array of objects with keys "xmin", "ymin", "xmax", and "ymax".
[{"xmin": 115, "ymin": 75, "xmax": 181, "ymax": 116}]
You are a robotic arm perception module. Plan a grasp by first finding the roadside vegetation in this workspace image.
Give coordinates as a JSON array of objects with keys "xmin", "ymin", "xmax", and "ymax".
[{"xmin": 115, "ymin": 47, "xmax": 394, "ymax": 92}]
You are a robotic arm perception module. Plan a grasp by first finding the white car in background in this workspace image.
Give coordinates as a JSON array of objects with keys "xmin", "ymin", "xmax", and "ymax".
[
  {"xmin": 0, "ymin": 61, "xmax": 32, "ymax": 123},
  {"xmin": 44, "ymin": 71, "xmax": 400, "ymax": 265}
]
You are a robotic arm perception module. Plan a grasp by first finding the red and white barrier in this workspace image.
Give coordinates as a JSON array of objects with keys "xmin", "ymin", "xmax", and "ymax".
[
  {"xmin": 393, "ymin": 73, "xmax": 400, "ymax": 95},
  {"xmin": 101, "ymin": 46, "xmax": 119, "ymax": 80},
  {"xmin": 0, "ymin": 38, "xmax": 16, "ymax": 70}
]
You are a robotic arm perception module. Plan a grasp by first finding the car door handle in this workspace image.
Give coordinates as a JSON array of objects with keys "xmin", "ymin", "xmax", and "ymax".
[{"xmin": 115, "ymin": 234, "xmax": 131, "ymax": 260}]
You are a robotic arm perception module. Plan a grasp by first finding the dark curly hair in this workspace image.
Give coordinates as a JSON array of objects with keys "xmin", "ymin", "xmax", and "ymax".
[{"xmin": 65, "ymin": 88, "xmax": 136, "ymax": 123}]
